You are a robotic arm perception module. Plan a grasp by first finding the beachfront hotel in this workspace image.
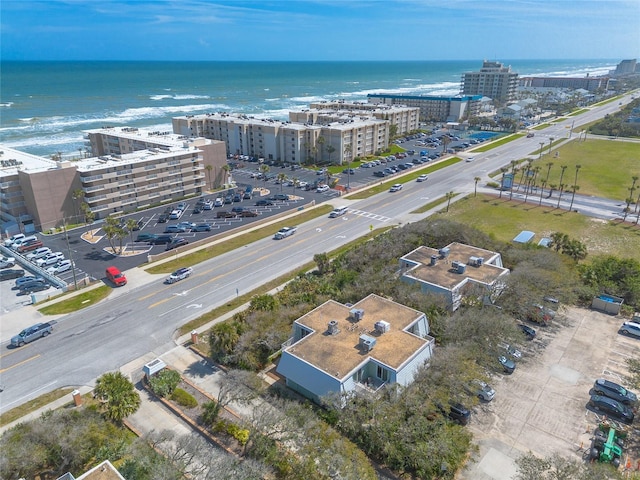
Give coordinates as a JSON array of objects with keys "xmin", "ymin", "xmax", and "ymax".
[
  {"xmin": 172, "ymin": 112, "xmax": 391, "ymax": 165},
  {"xmin": 461, "ymin": 60, "xmax": 519, "ymax": 105},
  {"xmin": 366, "ymin": 93, "xmax": 483, "ymax": 123},
  {"xmin": 0, "ymin": 129, "xmax": 226, "ymax": 234}
]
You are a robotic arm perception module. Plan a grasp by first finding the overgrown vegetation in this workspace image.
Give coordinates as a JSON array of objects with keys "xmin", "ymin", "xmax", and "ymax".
[{"xmin": 589, "ymin": 98, "xmax": 640, "ymax": 138}]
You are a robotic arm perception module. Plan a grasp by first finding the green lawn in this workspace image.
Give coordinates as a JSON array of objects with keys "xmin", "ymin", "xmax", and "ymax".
[
  {"xmin": 441, "ymin": 194, "xmax": 640, "ymax": 261},
  {"xmin": 38, "ymin": 285, "xmax": 111, "ymax": 315},
  {"xmin": 514, "ymin": 138, "xmax": 640, "ymax": 200}
]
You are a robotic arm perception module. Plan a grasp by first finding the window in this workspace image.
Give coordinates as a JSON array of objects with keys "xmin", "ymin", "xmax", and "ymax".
[{"xmin": 376, "ymin": 365, "xmax": 389, "ymax": 382}]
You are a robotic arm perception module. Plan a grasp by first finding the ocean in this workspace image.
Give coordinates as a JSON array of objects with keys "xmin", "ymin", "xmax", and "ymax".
[{"xmin": 0, "ymin": 59, "xmax": 617, "ymax": 158}]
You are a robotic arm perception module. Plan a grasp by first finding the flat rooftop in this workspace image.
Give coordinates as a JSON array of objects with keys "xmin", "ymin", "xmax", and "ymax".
[
  {"xmin": 75, "ymin": 145, "xmax": 198, "ymax": 172},
  {"xmin": 286, "ymin": 294, "xmax": 430, "ymax": 379},
  {"xmin": 402, "ymin": 243, "xmax": 508, "ymax": 290},
  {"xmin": 0, "ymin": 145, "xmax": 60, "ymax": 176},
  {"xmin": 84, "ymin": 126, "xmax": 191, "ymax": 146}
]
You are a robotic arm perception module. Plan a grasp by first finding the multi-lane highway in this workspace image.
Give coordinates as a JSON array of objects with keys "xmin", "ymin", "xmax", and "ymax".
[{"xmin": 0, "ymin": 94, "xmax": 634, "ymax": 414}]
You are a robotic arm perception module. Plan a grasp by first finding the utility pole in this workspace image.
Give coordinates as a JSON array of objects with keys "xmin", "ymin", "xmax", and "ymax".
[{"xmin": 63, "ymin": 218, "xmax": 78, "ymax": 291}]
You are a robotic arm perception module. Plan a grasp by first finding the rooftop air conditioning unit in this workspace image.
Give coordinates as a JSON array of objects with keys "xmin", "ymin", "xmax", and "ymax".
[
  {"xmin": 350, "ymin": 308, "xmax": 365, "ymax": 322},
  {"xmin": 327, "ymin": 320, "xmax": 339, "ymax": 335},
  {"xmin": 430, "ymin": 254, "xmax": 438, "ymax": 266},
  {"xmin": 451, "ymin": 261, "xmax": 467, "ymax": 274},
  {"xmin": 375, "ymin": 320, "xmax": 391, "ymax": 334},
  {"xmin": 469, "ymin": 256, "xmax": 484, "ymax": 267},
  {"xmin": 439, "ymin": 247, "xmax": 450, "ymax": 258},
  {"xmin": 359, "ymin": 334, "xmax": 377, "ymax": 352}
]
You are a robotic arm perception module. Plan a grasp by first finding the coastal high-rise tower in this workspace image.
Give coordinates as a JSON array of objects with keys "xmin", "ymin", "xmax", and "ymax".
[{"xmin": 461, "ymin": 60, "xmax": 519, "ymax": 105}]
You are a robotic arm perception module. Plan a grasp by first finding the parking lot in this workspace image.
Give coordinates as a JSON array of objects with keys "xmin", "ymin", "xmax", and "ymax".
[{"xmin": 460, "ymin": 307, "xmax": 639, "ymax": 479}]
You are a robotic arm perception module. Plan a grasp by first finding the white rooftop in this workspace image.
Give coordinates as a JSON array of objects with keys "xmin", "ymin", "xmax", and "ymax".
[{"xmin": 0, "ymin": 145, "xmax": 61, "ymax": 176}]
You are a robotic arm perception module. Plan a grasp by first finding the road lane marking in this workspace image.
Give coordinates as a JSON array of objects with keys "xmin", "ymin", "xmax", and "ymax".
[
  {"xmin": 0, "ymin": 380, "xmax": 58, "ymax": 410},
  {"xmin": 0, "ymin": 354, "xmax": 41, "ymax": 373}
]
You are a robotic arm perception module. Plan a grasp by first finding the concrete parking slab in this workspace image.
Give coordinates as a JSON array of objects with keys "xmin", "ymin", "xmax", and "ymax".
[{"xmin": 459, "ymin": 307, "xmax": 637, "ymax": 479}]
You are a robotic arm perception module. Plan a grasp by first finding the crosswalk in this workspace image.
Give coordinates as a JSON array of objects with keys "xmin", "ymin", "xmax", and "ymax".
[{"xmin": 347, "ymin": 209, "xmax": 391, "ymax": 222}]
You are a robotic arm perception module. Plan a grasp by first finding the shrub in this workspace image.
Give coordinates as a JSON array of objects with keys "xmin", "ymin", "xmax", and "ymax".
[
  {"xmin": 170, "ymin": 388, "xmax": 197, "ymax": 408},
  {"xmin": 148, "ymin": 369, "xmax": 181, "ymax": 398},
  {"xmin": 214, "ymin": 419, "xmax": 250, "ymax": 446}
]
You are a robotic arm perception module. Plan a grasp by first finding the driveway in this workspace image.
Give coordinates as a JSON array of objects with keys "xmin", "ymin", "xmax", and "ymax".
[{"xmin": 459, "ymin": 307, "xmax": 638, "ymax": 479}]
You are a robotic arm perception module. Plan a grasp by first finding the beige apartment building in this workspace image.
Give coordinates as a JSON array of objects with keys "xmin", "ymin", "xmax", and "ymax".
[
  {"xmin": 173, "ymin": 112, "xmax": 390, "ymax": 164},
  {"xmin": 366, "ymin": 94, "xmax": 483, "ymax": 123},
  {"xmin": 461, "ymin": 60, "xmax": 519, "ymax": 105},
  {"xmin": 301, "ymin": 101, "xmax": 420, "ymax": 134},
  {"xmin": 1, "ymin": 129, "xmax": 226, "ymax": 234}
]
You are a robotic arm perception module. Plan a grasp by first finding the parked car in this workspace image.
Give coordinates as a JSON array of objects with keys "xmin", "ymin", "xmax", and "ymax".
[
  {"xmin": 217, "ymin": 211, "xmax": 237, "ymax": 219},
  {"xmin": 47, "ymin": 259, "xmax": 73, "ymax": 275},
  {"xmin": 192, "ymin": 205, "xmax": 203, "ymax": 214},
  {"xmin": 4, "ymin": 233, "xmax": 26, "ymax": 247},
  {"xmin": 36, "ymin": 252, "xmax": 65, "ymax": 267},
  {"xmin": 518, "ymin": 324, "xmax": 537, "ymax": 340},
  {"xmin": 316, "ymin": 185, "xmax": 330, "ymax": 193},
  {"xmin": 157, "ymin": 214, "xmax": 169, "ymax": 223},
  {"xmin": 106, "ymin": 266, "xmax": 127, "ymax": 287},
  {"xmin": 238, "ymin": 210, "xmax": 258, "ymax": 217},
  {"xmin": 417, "ymin": 174, "xmax": 429, "ymax": 182},
  {"xmin": 19, "ymin": 282, "xmax": 51, "ymax": 295},
  {"xmin": 588, "ymin": 395, "xmax": 635, "ymax": 424},
  {"xmin": 165, "ymin": 238, "xmax": 189, "ymax": 251},
  {"xmin": 14, "ymin": 279, "xmax": 48, "ymax": 292},
  {"xmin": 592, "ymin": 379, "xmax": 638, "ymax": 406},
  {"xmin": 26, "ymin": 247, "xmax": 52, "ymax": 261},
  {"xmin": 176, "ymin": 202, "xmax": 187, "ymax": 211},
  {"xmin": 176, "ymin": 221, "xmax": 196, "ymax": 230},
  {"xmin": 619, "ymin": 321, "xmax": 640, "ymax": 338},
  {"xmin": 0, "ymin": 255, "xmax": 16, "ymax": 268},
  {"xmin": 214, "ymin": 197, "xmax": 224, "ymax": 207},
  {"xmin": 203, "ymin": 200, "xmax": 214, "ymax": 209},
  {"xmin": 0, "ymin": 269, "xmax": 25, "ymax": 281},
  {"xmin": 499, "ymin": 342, "xmax": 522, "ymax": 359},
  {"xmin": 164, "ymin": 225, "xmax": 187, "ymax": 234},
  {"xmin": 447, "ymin": 402, "xmax": 471, "ymax": 425},
  {"xmin": 471, "ymin": 380, "xmax": 496, "ymax": 402},
  {"xmin": 498, "ymin": 355, "xmax": 516, "ymax": 374},
  {"xmin": 136, "ymin": 233, "xmax": 158, "ymax": 242},
  {"xmin": 255, "ymin": 199, "xmax": 274, "ymax": 207},
  {"xmin": 11, "ymin": 322, "xmax": 53, "ymax": 347},
  {"xmin": 233, "ymin": 193, "xmax": 242, "ymax": 202},
  {"xmin": 389, "ymin": 184, "xmax": 403, "ymax": 192},
  {"xmin": 13, "ymin": 275, "xmax": 44, "ymax": 289},
  {"xmin": 169, "ymin": 209, "xmax": 183, "ymax": 220},
  {"xmin": 273, "ymin": 194, "xmax": 290, "ymax": 201},
  {"xmin": 193, "ymin": 223, "xmax": 212, "ymax": 232},
  {"xmin": 18, "ymin": 240, "xmax": 44, "ymax": 253},
  {"xmin": 165, "ymin": 267, "xmax": 193, "ymax": 284},
  {"xmin": 373, "ymin": 171, "xmax": 387, "ymax": 178},
  {"xmin": 149, "ymin": 235, "xmax": 174, "ymax": 245}
]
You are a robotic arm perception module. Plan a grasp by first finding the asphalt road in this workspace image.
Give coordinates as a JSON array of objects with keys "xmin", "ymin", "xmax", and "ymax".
[{"xmin": 0, "ymin": 93, "xmax": 635, "ymax": 415}]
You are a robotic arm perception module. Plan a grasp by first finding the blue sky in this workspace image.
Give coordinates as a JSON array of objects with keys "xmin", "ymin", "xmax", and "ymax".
[{"xmin": 1, "ymin": 0, "xmax": 638, "ymax": 61}]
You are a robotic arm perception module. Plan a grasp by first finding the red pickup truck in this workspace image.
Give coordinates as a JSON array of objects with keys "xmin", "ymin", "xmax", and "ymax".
[{"xmin": 18, "ymin": 240, "xmax": 44, "ymax": 253}]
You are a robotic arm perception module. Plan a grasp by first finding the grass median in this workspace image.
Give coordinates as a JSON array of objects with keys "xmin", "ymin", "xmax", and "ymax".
[
  {"xmin": 0, "ymin": 388, "xmax": 74, "ymax": 427},
  {"xmin": 472, "ymin": 133, "xmax": 525, "ymax": 152},
  {"xmin": 38, "ymin": 285, "xmax": 111, "ymax": 315}
]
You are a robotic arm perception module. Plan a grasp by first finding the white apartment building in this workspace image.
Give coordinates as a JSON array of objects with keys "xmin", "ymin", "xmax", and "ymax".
[{"xmin": 173, "ymin": 113, "xmax": 390, "ymax": 165}]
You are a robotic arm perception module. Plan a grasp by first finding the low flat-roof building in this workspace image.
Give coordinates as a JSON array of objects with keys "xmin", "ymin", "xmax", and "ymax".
[
  {"xmin": 277, "ymin": 294, "xmax": 434, "ymax": 404},
  {"xmin": 367, "ymin": 94, "xmax": 482, "ymax": 123},
  {"xmin": 399, "ymin": 242, "xmax": 510, "ymax": 311},
  {"xmin": 519, "ymin": 76, "xmax": 610, "ymax": 92}
]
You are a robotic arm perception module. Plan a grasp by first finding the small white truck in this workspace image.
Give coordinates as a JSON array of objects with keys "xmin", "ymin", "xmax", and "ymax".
[{"xmin": 274, "ymin": 226, "xmax": 297, "ymax": 240}]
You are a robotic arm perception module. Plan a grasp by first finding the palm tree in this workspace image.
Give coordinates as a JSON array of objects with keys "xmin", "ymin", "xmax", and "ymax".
[
  {"xmin": 205, "ymin": 164, "xmax": 213, "ymax": 191},
  {"xmin": 629, "ymin": 175, "xmax": 639, "ymax": 212},
  {"xmin": 445, "ymin": 191, "xmax": 455, "ymax": 212},
  {"xmin": 499, "ymin": 167, "xmax": 508, "ymax": 198},
  {"xmin": 544, "ymin": 161, "xmax": 554, "ymax": 196},
  {"xmin": 72, "ymin": 189, "xmax": 85, "ymax": 224},
  {"xmin": 623, "ymin": 197, "xmax": 634, "ymax": 221},
  {"xmin": 94, "ymin": 371, "xmax": 141, "ymax": 423},
  {"xmin": 474, "ymin": 176, "xmax": 481, "ymax": 197},
  {"xmin": 556, "ymin": 183, "xmax": 566, "ymax": 209},
  {"xmin": 277, "ymin": 172, "xmax": 287, "ymax": 193},
  {"xmin": 539, "ymin": 142, "xmax": 545, "ymax": 159},
  {"xmin": 259, "ymin": 164, "xmax": 270, "ymax": 189},
  {"xmin": 556, "ymin": 165, "xmax": 568, "ymax": 207},
  {"xmin": 548, "ymin": 183, "xmax": 557, "ymax": 200},
  {"xmin": 572, "ymin": 164, "xmax": 582, "ymax": 190},
  {"xmin": 126, "ymin": 218, "xmax": 138, "ymax": 251},
  {"xmin": 103, "ymin": 217, "xmax": 120, "ymax": 253},
  {"xmin": 326, "ymin": 145, "xmax": 336, "ymax": 165},
  {"xmin": 441, "ymin": 135, "xmax": 451, "ymax": 155},
  {"xmin": 316, "ymin": 136, "xmax": 325, "ymax": 163},
  {"xmin": 568, "ymin": 185, "xmax": 580, "ymax": 211},
  {"xmin": 221, "ymin": 164, "xmax": 231, "ymax": 186},
  {"xmin": 548, "ymin": 137, "xmax": 554, "ymax": 156},
  {"xmin": 509, "ymin": 168, "xmax": 519, "ymax": 200}
]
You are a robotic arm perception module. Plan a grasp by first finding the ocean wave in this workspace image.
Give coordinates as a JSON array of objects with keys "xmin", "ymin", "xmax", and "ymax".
[
  {"xmin": 339, "ymin": 81, "xmax": 461, "ymax": 98},
  {"xmin": 150, "ymin": 94, "xmax": 211, "ymax": 101},
  {"xmin": 289, "ymin": 95, "xmax": 329, "ymax": 103},
  {"xmin": 0, "ymin": 102, "xmax": 14, "ymax": 108}
]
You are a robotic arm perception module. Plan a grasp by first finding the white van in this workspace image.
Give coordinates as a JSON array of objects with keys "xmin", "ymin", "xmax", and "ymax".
[
  {"xmin": 329, "ymin": 206, "xmax": 348, "ymax": 218},
  {"xmin": 11, "ymin": 235, "xmax": 37, "ymax": 250},
  {"xmin": 4, "ymin": 233, "xmax": 25, "ymax": 247}
]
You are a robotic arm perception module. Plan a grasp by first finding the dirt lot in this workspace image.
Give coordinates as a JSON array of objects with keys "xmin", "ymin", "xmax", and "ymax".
[{"xmin": 459, "ymin": 306, "xmax": 639, "ymax": 479}]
